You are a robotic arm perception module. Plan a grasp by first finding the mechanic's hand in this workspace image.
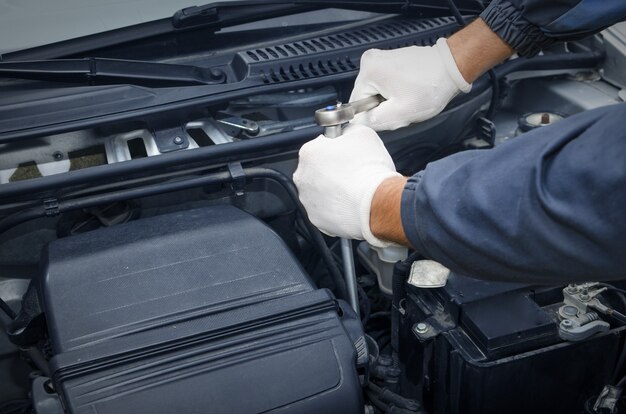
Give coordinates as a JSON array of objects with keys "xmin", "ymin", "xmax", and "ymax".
[
  {"xmin": 293, "ymin": 124, "xmax": 401, "ymax": 248},
  {"xmin": 350, "ymin": 38, "xmax": 471, "ymax": 131}
]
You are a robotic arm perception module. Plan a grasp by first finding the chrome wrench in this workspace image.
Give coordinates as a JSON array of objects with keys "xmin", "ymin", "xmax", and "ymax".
[
  {"xmin": 314, "ymin": 94, "xmax": 385, "ymax": 316},
  {"xmin": 314, "ymin": 94, "xmax": 385, "ymax": 137}
]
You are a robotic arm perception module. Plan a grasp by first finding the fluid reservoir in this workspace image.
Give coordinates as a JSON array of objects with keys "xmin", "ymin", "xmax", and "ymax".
[
  {"xmin": 516, "ymin": 111, "xmax": 566, "ymax": 135},
  {"xmin": 357, "ymin": 242, "xmax": 408, "ymax": 295}
]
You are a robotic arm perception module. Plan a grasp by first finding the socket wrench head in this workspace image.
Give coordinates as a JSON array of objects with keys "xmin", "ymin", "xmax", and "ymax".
[
  {"xmin": 315, "ymin": 95, "xmax": 385, "ymax": 137},
  {"xmin": 314, "ymin": 103, "xmax": 356, "ymax": 128}
]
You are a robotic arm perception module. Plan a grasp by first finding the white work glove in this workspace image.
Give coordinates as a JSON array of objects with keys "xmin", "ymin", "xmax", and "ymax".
[
  {"xmin": 350, "ymin": 38, "xmax": 471, "ymax": 131},
  {"xmin": 293, "ymin": 124, "xmax": 401, "ymax": 248}
]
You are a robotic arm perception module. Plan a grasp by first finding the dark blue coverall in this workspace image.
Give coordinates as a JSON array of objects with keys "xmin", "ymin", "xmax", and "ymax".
[{"xmin": 401, "ymin": 0, "xmax": 626, "ymax": 283}]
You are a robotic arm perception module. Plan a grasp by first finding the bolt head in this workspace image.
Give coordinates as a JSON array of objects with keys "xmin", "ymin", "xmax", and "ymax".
[
  {"xmin": 173, "ymin": 136, "xmax": 183, "ymax": 145},
  {"xmin": 415, "ymin": 322, "xmax": 429, "ymax": 334},
  {"xmin": 562, "ymin": 305, "xmax": 578, "ymax": 317},
  {"xmin": 209, "ymin": 68, "xmax": 225, "ymax": 81}
]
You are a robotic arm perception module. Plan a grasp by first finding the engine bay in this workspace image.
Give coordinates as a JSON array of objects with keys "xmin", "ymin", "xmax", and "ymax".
[{"xmin": 1, "ymin": 8, "xmax": 626, "ymax": 414}]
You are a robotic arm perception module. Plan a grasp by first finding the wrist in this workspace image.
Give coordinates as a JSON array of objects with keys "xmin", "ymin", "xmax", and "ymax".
[
  {"xmin": 447, "ymin": 18, "xmax": 514, "ymax": 83},
  {"xmin": 369, "ymin": 176, "xmax": 410, "ymax": 246}
]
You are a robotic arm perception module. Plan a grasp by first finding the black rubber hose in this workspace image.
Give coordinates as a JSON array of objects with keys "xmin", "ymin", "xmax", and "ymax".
[
  {"xmin": 358, "ymin": 283, "xmax": 371, "ymax": 323},
  {"xmin": 244, "ymin": 168, "xmax": 348, "ymax": 300},
  {"xmin": 450, "ymin": 49, "xmax": 603, "ymax": 109},
  {"xmin": 493, "ymin": 49, "xmax": 604, "ymax": 79},
  {"xmin": 613, "ymin": 338, "xmax": 626, "ymax": 384},
  {"xmin": 391, "ymin": 261, "xmax": 411, "ymax": 366},
  {"xmin": 0, "ymin": 167, "xmax": 349, "ymax": 301},
  {"xmin": 387, "ymin": 406, "xmax": 428, "ymax": 414},
  {"xmin": 0, "ymin": 207, "xmax": 43, "ymax": 237},
  {"xmin": 608, "ymin": 309, "xmax": 626, "ymax": 325},
  {"xmin": 598, "ymin": 283, "xmax": 626, "ymax": 297},
  {"xmin": 367, "ymin": 382, "xmax": 424, "ymax": 411},
  {"xmin": 485, "ymin": 69, "xmax": 500, "ymax": 120},
  {"xmin": 0, "ymin": 126, "xmax": 321, "ymax": 202},
  {"xmin": 366, "ymin": 389, "xmax": 391, "ymax": 413},
  {"xmin": 366, "ymin": 389, "xmax": 427, "ymax": 414}
]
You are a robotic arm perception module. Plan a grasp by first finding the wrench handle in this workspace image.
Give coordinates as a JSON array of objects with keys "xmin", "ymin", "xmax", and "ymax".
[{"xmin": 350, "ymin": 94, "xmax": 385, "ymax": 115}]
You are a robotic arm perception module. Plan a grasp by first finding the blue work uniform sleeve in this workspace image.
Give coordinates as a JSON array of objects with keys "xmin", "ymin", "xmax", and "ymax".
[
  {"xmin": 480, "ymin": 0, "xmax": 626, "ymax": 56},
  {"xmin": 400, "ymin": 103, "xmax": 626, "ymax": 284}
]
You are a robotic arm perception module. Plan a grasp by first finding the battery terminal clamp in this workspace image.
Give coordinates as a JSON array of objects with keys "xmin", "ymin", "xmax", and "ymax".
[{"xmin": 558, "ymin": 283, "xmax": 615, "ymax": 342}]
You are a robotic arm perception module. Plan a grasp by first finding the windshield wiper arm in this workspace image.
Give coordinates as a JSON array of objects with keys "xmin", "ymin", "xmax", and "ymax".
[
  {"xmin": 1, "ymin": 2, "xmax": 315, "ymax": 62},
  {"xmin": 0, "ymin": 58, "xmax": 225, "ymax": 87},
  {"xmin": 173, "ymin": 1, "xmax": 314, "ymax": 29},
  {"xmin": 2, "ymin": 0, "xmax": 482, "ymax": 62},
  {"xmin": 172, "ymin": 0, "xmax": 483, "ymax": 29}
]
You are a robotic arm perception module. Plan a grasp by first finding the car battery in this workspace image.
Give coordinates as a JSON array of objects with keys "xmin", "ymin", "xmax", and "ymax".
[{"xmin": 399, "ymin": 273, "xmax": 623, "ymax": 414}]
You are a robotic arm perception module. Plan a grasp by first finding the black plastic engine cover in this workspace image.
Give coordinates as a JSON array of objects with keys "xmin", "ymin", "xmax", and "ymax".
[{"xmin": 41, "ymin": 206, "xmax": 364, "ymax": 414}]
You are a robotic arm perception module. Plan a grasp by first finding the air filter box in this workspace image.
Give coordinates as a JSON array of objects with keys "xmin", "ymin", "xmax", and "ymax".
[{"xmin": 40, "ymin": 206, "xmax": 365, "ymax": 414}]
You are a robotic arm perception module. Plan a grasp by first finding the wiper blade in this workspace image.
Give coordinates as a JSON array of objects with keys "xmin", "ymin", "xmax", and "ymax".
[
  {"xmin": 172, "ymin": 1, "xmax": 314, "ymax": 30},
  {"xmin": 0, "ymin": 58, "xmax": 225, "ymax": 87},
  {"xmin": 2, "ymin": 0, "xmax": 482, "ymax": 61},
  {"xmin": 1, "ymin": 2, "xmax": 315, "ymax": 61},
  {"xmin": 173, "ymin": 0, "xmax": 483, "ymax": 29},
  {"xmin": 172, "ymin": 0, "xmax": 483, "ymax": 29}
]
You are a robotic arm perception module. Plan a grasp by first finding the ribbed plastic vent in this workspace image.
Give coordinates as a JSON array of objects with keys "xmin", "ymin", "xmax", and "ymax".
[
  {"xmin": 241, "ymin": 16, "xmax": 457, "ymax": 85},
  {"xmin": 260, "ymin": 58, "xmax": 357, "ymax": 84},
  {"xmin": 244, "ymin": 17, "xmax": 456, "ymax": 63}
]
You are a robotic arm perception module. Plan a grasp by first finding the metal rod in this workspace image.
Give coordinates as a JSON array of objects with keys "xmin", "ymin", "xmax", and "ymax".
[
  {"xmin": 321, "ymin": 123, "xmax": 359, "ymax": 314},
  {"xmin": 341, "ymin": 238, "xmax": 360, "ymax": 317}
]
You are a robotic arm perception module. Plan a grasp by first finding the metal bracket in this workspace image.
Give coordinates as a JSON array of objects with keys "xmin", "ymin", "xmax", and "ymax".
[
  {"xmin": 228, "ymin": 162, "xmax": 246, "ymax": 196},
  {"xmin": 43, "ymin": 198, "xmax": 60, "ymax": 217},
  {"xmin": 593, "ymin": 385, "xmax": 622, "ymax": 414},
  {"xmin": 216, "ymin": 114, "xmax": 259, "ymax": 136},
  {"xmin": 152, "ymin": 125, "xmax": 190, "ymax": 153},
  {"xmin": 475, "ymin": 117, "xmax": 496, "ymax": 147},
  {"xmin": 412, "ymin": 321, "xmax": 439, "ymax": 342}
]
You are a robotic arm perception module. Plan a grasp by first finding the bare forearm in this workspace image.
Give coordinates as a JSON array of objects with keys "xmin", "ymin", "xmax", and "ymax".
[
  {"xmin": 447, "ymin": 18, "xmax": 514, "ymax": 83},
  {"xmin": 370, "ymin": 176, "xmax": 410, "ymax": 246},
  {"xmin": 369, "ymin": 20, "xmax": 513, "ymax": 245}
]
